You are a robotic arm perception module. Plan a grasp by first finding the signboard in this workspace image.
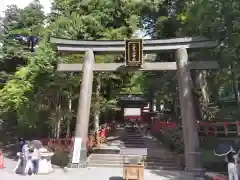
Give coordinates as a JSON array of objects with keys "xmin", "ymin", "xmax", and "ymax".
[
  {"xmin": 124, "ymin": 108, "xmax": 141, "ymax": 116},
  {"xmin": 125, "ymin": 39, "xmax": 143, "ymax": 67}
]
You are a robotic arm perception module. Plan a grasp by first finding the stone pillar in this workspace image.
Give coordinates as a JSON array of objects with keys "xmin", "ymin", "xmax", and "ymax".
[
  {"xmin": 176, "ymin": 48, "xmax": 203, "ymax": 175},
  {"xmin": 69, "ymin": 49, "xmax": 94, "ymax": 168}
]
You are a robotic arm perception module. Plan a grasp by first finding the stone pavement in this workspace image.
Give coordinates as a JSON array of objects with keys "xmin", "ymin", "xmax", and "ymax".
[
  {"xmin": 0, "ymin": 128, "xmax": 204, "ymax": 180},
  {"xmin": 0, "ymin": 150, "xmax": 199, "ymax": 180}
]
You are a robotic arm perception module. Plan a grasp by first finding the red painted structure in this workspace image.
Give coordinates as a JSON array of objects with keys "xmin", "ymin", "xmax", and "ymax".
[
  {"xmin": 41, "ymin": 119, "xmax": 240, "ymax": 154},
  {"xmin": 44, "ymin": 121, "xmax": 115, "ymax": 152},
  {"xmin": 151, "ymin": 118, "xmax": 240, "ymax": 137}
]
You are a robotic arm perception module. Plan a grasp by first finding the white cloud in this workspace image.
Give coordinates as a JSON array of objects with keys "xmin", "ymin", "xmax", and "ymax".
[{"xmin": 0, "ymin": 0, "xmax": 52, "ymax": 17}]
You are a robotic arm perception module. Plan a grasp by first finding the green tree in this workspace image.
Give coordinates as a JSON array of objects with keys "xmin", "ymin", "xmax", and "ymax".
[
  {"xmin": 0, "ymin": 0, "xmax": 148, "ymax": 138},
  {"xmin": 0, "ymin": 0, "xmax": 46, "ymax": 137}
]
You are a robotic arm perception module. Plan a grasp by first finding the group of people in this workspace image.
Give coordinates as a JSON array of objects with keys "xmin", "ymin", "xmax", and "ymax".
[
  {"xmin": 124, "ymin": 119, "xmax": 151, "ymax": 135},
  {"xmin": 14, "ymin": 138, "xmax": 41, "ymax": 175}
]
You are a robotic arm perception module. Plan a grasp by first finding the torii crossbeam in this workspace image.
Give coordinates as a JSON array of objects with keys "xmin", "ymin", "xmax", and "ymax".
[
  {"xmin": 51, "ymin": 36, "xmax": 218, "ymax": 175},
  {"xmin": 57, "ymin": 61, "xmax": 218, "ymax": 72}
]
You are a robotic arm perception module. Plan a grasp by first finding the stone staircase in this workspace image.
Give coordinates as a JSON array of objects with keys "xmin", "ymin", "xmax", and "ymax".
[
  {"xmin": 88, "ymin": 154, "xmax": 179, "ymax": 170},
  {"xmin": 87, "ymin": 126, "xmax": 180, "ymax": 170}
]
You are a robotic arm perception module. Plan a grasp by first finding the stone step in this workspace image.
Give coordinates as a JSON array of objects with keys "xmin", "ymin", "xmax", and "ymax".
[
  {"xmin": 122, "ymin": 142, "xmax": 145, "ymax": 144},
  {"xmin": 121, "ymin": 142, "xmax": 145, "ymax": 144},
  {"xmin": 125, "ymin": 131, "xmax": 141, "ymax": 134},
  {"xmin": 125, "ymin": 133, "xmax": 141, "ymax": 136},
  {"xmin": 123, "ymin": 139, "xmax": 144, "ymax": 141},
  {"xmin": 89, "ymin": 157, "xmax": 174, "ymax": 163},
  {"xmin": 121, "ymin": 144, "xmax": 146, "ymax": 148},
  {"xmin": 88, "ymin": 163, "xmax": 120, "ymax": 168},
  {"xmin": 89, "ymin": 160, "xmax": 175, "ymax": 166},
  {"xmin": 88, "ymin": 154, "xmax": 175, "ymax": 161},
  {"xmin": 122, "ymin": 141, "xmax": 144, "ymax": 143},
  {"xmin": 89, "ymin": 153, "xmax": 175, "ymax": 158},
  {"xmin": 125, "ymin": 133, "xmax": 141, "ymax": 135},
  {"xmin": 122, "ymin": 139, "xmax": 144, "ymax": 141},
  {"xmin": 124, "ymin": 136, "xmax": 143, "ymax": 138},
  {"xmin": 121, "ymin": 141, "xmax": 145, "ymax": 143},
  {"xmin": 123, "ymin": 138, "xmax": 143, "ymax": 141},
  {"xmin": 125, "ymin": 134, "xmax": 142, "ymax": 136},
  {"xmin": 87, "ymin": 163, "xmax": 179, "ymax": 170},
  {"xmin": 123, "ymin": 141, "xmax": 143, "ymax": 143}
]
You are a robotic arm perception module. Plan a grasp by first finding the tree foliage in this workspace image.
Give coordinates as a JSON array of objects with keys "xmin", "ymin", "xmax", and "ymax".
[{"xmin": 0, "ymin": 0, "xmax": 240, "ymax": 139}]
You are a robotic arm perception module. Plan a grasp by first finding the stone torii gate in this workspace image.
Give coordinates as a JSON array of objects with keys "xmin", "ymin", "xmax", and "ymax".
[{"xmin": 51, "ymin": 37, "xmax": 218, "ymax": 173}]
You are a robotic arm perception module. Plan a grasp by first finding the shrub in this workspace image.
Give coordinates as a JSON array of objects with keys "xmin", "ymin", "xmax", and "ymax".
[
  {"xmin": 48, "ymin": 144, "xmax": 70, "ymax": 167},
  {"xmin": 164, "ymin": 125, "xmax": 184, "ymax": 153},
  {"xmin": 154, "ymin": 125, "xmax": 184, "ymax": 153}
]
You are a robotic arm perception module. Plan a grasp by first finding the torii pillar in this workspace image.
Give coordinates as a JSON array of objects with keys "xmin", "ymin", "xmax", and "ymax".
[
  {"xmin": 69, "ymin": 49, "xmax": 94, "ymax": 168},
  {"xmin": 176, "ymin": 48, "xmax": 203, "ymax": 175}
]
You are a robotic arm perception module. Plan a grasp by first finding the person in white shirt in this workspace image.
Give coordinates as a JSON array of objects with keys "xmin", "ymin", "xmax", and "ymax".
[
  {"xmin": 31, "ymin": 148, "xmax": 40, "ymax": 175},
  {"xmin": 225, "ymin": 152, "xmax": 239, "ymax": 180}
]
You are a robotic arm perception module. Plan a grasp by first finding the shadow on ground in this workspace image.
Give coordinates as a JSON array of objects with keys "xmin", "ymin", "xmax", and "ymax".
[
  {"xmin": 109, "ymin": 176, "xmax": 123, "ymax": 180},
  {"xmin": 149, "ymin": 169, "xmax": 197, "ymax": 180},
  {"xmin": 105, "ymin": 136, "xmax": 122, "ymax": 145}
]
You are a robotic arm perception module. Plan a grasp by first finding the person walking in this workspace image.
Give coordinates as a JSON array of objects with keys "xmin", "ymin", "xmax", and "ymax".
[
  {"xmin": 145, "ymin": 122, "xmax": 151, "ymax": 136},
  {"xmin": 21, "ymin": 140, "xmax": 29, "ymax": 175},
  {"xmin": 31, "ymin": 148, "xmax": 40, "ymax": 175},
  {"xmin": 13, "ymin": 140, "xmax": 30, "ymax": 175},
  {"xmin": 226, "ymin": 152, "xmax": 239, "ymax": 180},
  {"xmin": 19, "ymin": 138, "xmax": 25, "ymax": 152},
  {"xmin": 23, "ymin": 141, "xmax": 35, "ymax": 175}
]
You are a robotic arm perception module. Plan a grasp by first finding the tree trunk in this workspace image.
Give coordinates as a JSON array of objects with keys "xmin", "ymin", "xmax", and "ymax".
[
  {"xmin": 55, "ymin": 104, "xmax": 61, "ymax": 139},
  {"xmin": 94, "ymin": 74, "xmax": 101, "ymax": 147},
  {"xmin": 191, "ymin": 70, "xmax": 211, "ymax": 121},
  {"xmin": 156, "ymin": 95, "xmax": 160, "ymax": 112},
  {"xmin": 231, "ymin": 62, "xmax": 240, "ymax": 105},
  {"xmin": 56, "ymin": 117, "xmax": 61, "ymax": 139},
  {"xmin": 173, "ymin": 90, "xmax": 180, "ymax": 120},
  {"xmin": 224, "ymin": 4, "xmax": 240, "ymax": 105},
  {"xmin": 190, "ymin": 70, "xmax": 203, "ymax": 121},
  {"xmin": 196, "ymin": 70, "xmax": 210, "ymax": 104},
  {"xmin": 148, "ymin": 87, "xmax": 155, "ymax": 112},
  {"xmin": 66, "ymin": 98, "xmax": 72, "ymax": 138},
  {"xmin": 54, "ymin": 90, "xmax": 62, "ymax": 139}
]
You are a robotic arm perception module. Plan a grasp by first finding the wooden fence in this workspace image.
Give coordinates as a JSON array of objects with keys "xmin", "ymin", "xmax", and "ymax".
[
  {"xmin": 151, "ymin": 119, "xmax": 240, "ymax": 137},
  {"xmin": 42, "ymin": 121, "xmax": 116, "ymax": 151}
]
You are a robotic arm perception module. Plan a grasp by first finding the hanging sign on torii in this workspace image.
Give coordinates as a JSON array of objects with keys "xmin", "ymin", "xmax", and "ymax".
[
  {"xmin": 125, "ymin": 39, "xmax": 143, "ymax": 67},
  {"xmin": 53, "ymin": 37, "xmax": 219, "ymax": 72}
]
